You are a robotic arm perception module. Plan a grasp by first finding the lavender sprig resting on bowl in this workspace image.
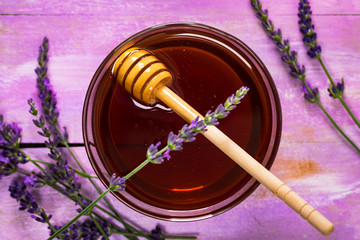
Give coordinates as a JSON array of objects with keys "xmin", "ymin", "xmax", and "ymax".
[
  {"xmin": 250, "ymin": 0, "xmax": 360, "ymax": 153},
  {"xmin": 146, "ymin": 86, "xmax": 249, "ymax": 163},
  {"xmin": 49, "ymin": 85, "xmax": 248, "ymax": 239},
  {"xmin": 298, "ymin": 0, "xmax": 360, "ymax": 128}
]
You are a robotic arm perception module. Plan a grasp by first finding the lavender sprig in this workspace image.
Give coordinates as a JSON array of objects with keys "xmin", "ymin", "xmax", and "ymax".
[
  {"xmin": 28, "ymin": 99, "xmax": 82, "ymax": 196},
  {"xmin": 49, "ymin": 218, "xmax": 111, "ymax": 240},
  {"xmin": 9, "ymin": 178, "xmax": 55, "ymax": 224},
  {"xmin": 0, "ymin": 109, "xmax": 158, "ymax": 239},
  {"xmin": 48, "ymin": 181, "xmax": 121, "ymax": 240},
  {"xmin": 250, "ymin": 0, "xmax": 317, "ymax": 101},
  {"xmin": 9, "ymin": 176, "xmax": 62, "ymax": 239},
  {"xmin": 33, "ymin": 37, "xmax": 141, "ymax": 240},
  {"xmin": 49, "ymin": 86, "xmax": 248, "ymax": 240},
  {"xmin": 250, "ymin": 0, "xmax": 360, "ymax": 153},
  {"xmin": 29, "ymin": 94, "xmax": 110, "ymax": 240},
  {"xmin": 11, "ymin": 164, "xmax": 150, "ymax": 240},
  {"xmin": 298, "ymin": 0, "xmax": 360, "ymax": 128},
  {"xmin": 147, "ymin": 86, "xmax": 249, "ymax": 163}
]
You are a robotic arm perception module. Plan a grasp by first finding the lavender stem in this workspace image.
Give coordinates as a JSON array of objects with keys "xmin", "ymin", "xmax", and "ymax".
[{"xmin": 316, "ymin": 101, "xmax": 360, "ymax": 153}]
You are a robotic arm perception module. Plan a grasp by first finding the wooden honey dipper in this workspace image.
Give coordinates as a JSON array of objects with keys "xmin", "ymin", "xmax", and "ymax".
[{"xmin": 112, "ymin": 47, "xmax": 334, "ymax": 236}]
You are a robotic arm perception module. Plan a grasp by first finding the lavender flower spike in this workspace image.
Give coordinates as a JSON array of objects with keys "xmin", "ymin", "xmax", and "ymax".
[
  {"xmin": 298, "ymin": 0, "xmax": 321, "ymax": 59},
  {"xmin": 35, "ymin": 37, "xmax": 62, "ymax": 144},
  {"xmin": 147, "ymin": 141, "xmax": 165, "ymax": 164},
  {"xmin": 147, "ymin": 86, "xmax": 249, "ymax": 162},
  {"xmin": 9, "ymin": 178, "xmax": 52, "ymax": 223},
  {"xmin": 250, "ymin": 0, "xmax": 319, "ymax": 103},
  {"xmin": 298, "ymin": 0, "xmax": 346, "ymax": 100}
]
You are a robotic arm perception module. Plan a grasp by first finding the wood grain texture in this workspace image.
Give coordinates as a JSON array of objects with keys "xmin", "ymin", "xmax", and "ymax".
[{"xmin": 0, "ymin": 0, "xmax": 360, "ymax": 239}]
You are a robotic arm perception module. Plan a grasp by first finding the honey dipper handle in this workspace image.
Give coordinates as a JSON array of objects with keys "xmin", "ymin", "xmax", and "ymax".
[{"xmin": 156, "ymin": 86, "xmax": 334, "ymax": 236}]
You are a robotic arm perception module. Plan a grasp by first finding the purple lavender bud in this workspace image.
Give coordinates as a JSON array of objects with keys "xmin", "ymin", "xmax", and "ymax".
[
  {"xmin": 225, "ymin": 94, "xmax": 237, "ymax": 110},
  {"xmin": 251, "ymin": 0, "xmax": 261, "ymax": 9},
  {"xmin": 9, "ymin": 180, "xmax": 24, "ymax": 199},
  {"xmin": 304, "ymin": 87, "xmax": 319, "ymax": 103},
  {"xmin": 24, "ymin": 175, "xmax": 37, "ymax": 186},
  {"xmin": 261, "ymin": 19, "xmax": 272, "ymax": 31},
  {"xmin": 0, "ymin": 154, "xmax": 10, "ymax": 164},
  {"xmin": 256, "ymin": 9, "xmax": 268, "ymax": 19},
  {"xmin": 65, "ymin": 176, "xmax": 82, "ymax": 196},
  {"xmin": 48, "ymin": 157, "xmax": 76, "ymax": 185},
  {"xmin": 328, "ymin": 80, "xmax": 345, "ymax": 98},
  {"xmin": 180, "ymin": 125, "xmax": 196, "ymax": 142},
  {"xmin": 204, "ymin": 111, "xmax": 219, "ymax": 126},
  {"xmin": 214, "ymin": 104, "xmax": 230, "ymax": 119},
  {"xmin": 9, "ymin": 179, "xmax": 42, "ymax": 216},
  {"xmin": 189, "ymin": 117, "xmax": 207, "ymax": 133},
  {"xmin": 109, "ymin": 173, "xmax": 126, "ymax": 191},
  {"xmin": 28, "ymin": 98, "xmax": 38, "ymax": 116},
  {"xmin": 150, "ymin": 224, "xmax": 165, "ymax": 240},
  {"xmin": 147, "ymin": 141, "xmax": 164, "ymax": 163},
  {"xmin": 167, "ymin": 132, "xmax": 184, "ymax": 150},
  {"xmin": 32, "ymin": 119, "xmax": 41, "ymax": 128},
  {"xmin": 31, "ymin": 211, "xmax": 50, "ymax": 223},
  {"xmin": 307, "ymin": 45, "xmax": 321, "ymax": 59},
  {"xmin": 0, "ymin": 116, "xmax": 22, "ymax": 148},
  {"xmin": 147, "ymin": 142, "xmax": 160, "ymax": 157},
  {"xmin": 188, "ymin": 116, "xmax": 199, "ymax": 129},
  {"xmin": 76, "ymin": 198, "xmax": 92, "ymax": 213},
  {"xmin": 282, "ymin": 51, "xmax": 298, "ymax": 64},
  {"xmin": 1, "ymin": 149, "xmax": 28, "ymax": 178},
  {"xmin": 163, "ymin": 148, "xmax": 171, "ymax": 160}
]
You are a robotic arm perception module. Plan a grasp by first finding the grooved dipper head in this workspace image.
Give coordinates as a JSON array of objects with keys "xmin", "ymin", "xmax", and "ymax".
[{"xmin": 112, "ymin": 47, "xmax": 173, "ymax": 105}]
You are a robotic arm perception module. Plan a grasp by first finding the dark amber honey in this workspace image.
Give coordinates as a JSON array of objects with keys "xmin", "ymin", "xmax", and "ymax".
[{"xmin": 84, "ymin": 23, "xmax": 281, "ymax": 220}]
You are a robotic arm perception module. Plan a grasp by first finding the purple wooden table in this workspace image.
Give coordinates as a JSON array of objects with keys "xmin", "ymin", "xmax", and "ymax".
[{"xmin": 1, "ymin": 0, "xmax": 360, "ymax": 239}]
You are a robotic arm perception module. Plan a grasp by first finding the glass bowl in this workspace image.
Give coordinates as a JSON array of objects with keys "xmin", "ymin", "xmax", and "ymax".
[{"xmin": 82, "ymin": 22, "xmax": 282, "ymax": 221}]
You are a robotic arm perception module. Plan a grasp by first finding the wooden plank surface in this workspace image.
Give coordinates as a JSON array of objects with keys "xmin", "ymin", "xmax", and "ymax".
[{"xmin": 1, "ymin": 0, "xmax": 360, "ymax": 239}]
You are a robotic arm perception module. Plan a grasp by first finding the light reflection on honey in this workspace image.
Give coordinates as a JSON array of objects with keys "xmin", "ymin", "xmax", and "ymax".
[{"xmin": 171, "ymin": 186, "xmax": 204, "ymax": 192}]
